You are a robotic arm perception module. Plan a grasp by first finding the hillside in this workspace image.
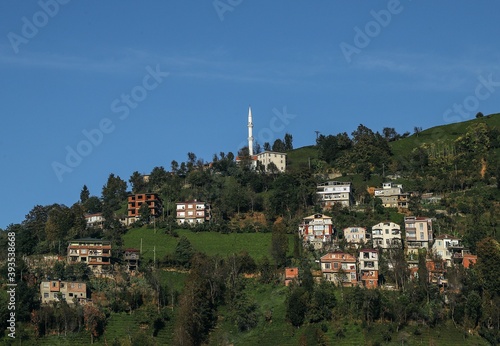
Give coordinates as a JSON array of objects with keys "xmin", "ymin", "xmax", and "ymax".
[
  {"xmin": 390, "ymin": 113, "xmax": 500, "ymax": 159},
  {"xmin": 3, "ymin": 113, "xmax": 500, "ymax": 346},
  {"xmin": 287, "ymin": 113, "xmax": 500, "ymax": 171}
]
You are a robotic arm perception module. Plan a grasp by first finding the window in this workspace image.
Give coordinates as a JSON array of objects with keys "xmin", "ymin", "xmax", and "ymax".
[
  {"xmin": 44, "ymin": 293, "xmax": 49, "ymax": 298},
  {"xmin": 81, "ymin": 249, "xmax": 87, "ymax": 254},
  {"xmin": 420, "ymin": 232, "xmax": 424, "ymax": 240},
  {"xmin": 43, "ymin": 282, "xmax": 49, "ymax": 288},
  {"xmin": 334, "ymin": 263, "xmax": 338, "ymax": 269},
  {"xmin": 324, "ymin": 263, "xmax": 330, "ymax": 269},
  {"xmin": 419, "ymin": 223, "xmax": 423, "ymax": 230},
  {"xmin": 52, "ymin": 281, "xmax": 57, "ymax": 287},
  {"xmin": 385, "ymin": 229, "xmax": 389, "ymax": 234}
]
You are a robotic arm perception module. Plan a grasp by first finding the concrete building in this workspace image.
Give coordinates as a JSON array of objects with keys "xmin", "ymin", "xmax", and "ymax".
[
  {"xmin": 176, "ymin": 200, "xmax": 211, "ymax": 224},
  {"xmin": 371, "ymin": 221, "xmax": 402, "ymax": 250},
  {"xmin": 343, "ymin": 227, "xmax": 369, "ymax": 248},
  {"xmin": 359, "ymin": 249, "xmax": 379, "ymax": 289},
  {"xmin": 124, "ymin": 248, "xmax": 140, "ymax": 272},
  {"xmin": 299, "ymin": 214, "xmax": 333, "ymax": 250},
  {"xmin": 127, "ymin": 193, "xmax": 163, "ymax": 224},
  {"xmin": 404, "ymin": 216, "xmax": 433, "ymax": 257},
  {"xmin": 374, "ymin": 182, "xmax": 409, "ymax": 210},
  {"xmin": 432, "ymin": 234, "xmax": 462, "ymax": 267},
  {"xmin": 256, "ymin": 151, "xmax": 287, "ymax": 172},
  {"xmin": 84, "ymin": 213, "xmax": 105, "ymax": 229},
  {"xmin": 67, "ymin": 238, "xmax": 112, "ymax": 274},
  {"xmin": 320, "ymin": 252, "xmax": 357, "ymax": 287},
  {"xmin": 316, "ymin": 181, "xmax": 354, "ymax": 209},
  {"xmin": 40, "ymin": 280, "xmax": 88, "ymax": 305},
  {"xmin": 235, "ymin": 107, "xmax": 287, "ymax": 173}
]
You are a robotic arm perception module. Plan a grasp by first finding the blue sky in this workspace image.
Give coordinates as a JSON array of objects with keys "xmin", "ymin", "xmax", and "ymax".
[{"xmin": 1, "ymin": 1, "xmax": 499, "ymax": 228}]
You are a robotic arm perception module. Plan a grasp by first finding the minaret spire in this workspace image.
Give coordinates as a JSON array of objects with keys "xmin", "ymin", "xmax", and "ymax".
[{"xmin": 248, "ymin": 106, "xmax": 254, "ymax": 156}]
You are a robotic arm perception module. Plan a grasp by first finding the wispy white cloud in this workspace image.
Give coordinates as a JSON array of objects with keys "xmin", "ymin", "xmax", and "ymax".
[
  {"xmin": 353, "ymin": 50, "xmax": 500, "ymax": 92},
  {"xmin": 0, "ymin": 44, "xmax": 336, "ymax": 86}
]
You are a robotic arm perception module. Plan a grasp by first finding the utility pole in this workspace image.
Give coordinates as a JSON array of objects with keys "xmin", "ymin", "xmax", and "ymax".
[
  {"xmin": 140, "ymin": 238, "xmax": 142, "ymax": 254},
  {"xmin": 315, "ymin": 131, "xmax": 320, "ymax": 142}
]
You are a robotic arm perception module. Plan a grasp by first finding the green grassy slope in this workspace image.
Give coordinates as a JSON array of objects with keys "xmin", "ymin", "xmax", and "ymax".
[
  {"xmin": 123, "ymin": 227, "xmax": 294, "ymax": 261},
  {"xmin": 286, "ymin": 145, "xmax": 319, "ymax": 172},
  {"xmin": 285, "ymin": 113, "xmax": 500, "ymax": 171},
  {"xmin": 390, "ymin": 113, "xmax": 500, "ymax": 158}
]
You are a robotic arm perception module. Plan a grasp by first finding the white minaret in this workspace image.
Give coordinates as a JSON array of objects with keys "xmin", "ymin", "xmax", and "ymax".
[{"xmin": 248, "ymin": 106, "xmax": 254, "ymax": 156}]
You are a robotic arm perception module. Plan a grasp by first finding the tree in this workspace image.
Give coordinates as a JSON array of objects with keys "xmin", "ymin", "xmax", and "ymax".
[
  {"xmin": 23, "ymin": 204, "xmax": 51, "ymax": 243},
  {"xmin": 271, "ymin": 222, "xmax": 289, "ymax": 268},
  {"xmin": 174, "ymin": 237, "xmax": 195, "ymax": 268},
  {"xmin": 475, "ymin": 237, "xmax": 500, "ymax": 296},
  {"xmin": 284, "ymin": 133, "xmax": 293, "ymax": 151},
  {"xmin": 272, "ymin": 139, "xmax": 286, "ymax": 152},
  {"xmin": 83, "ymin": 305, "xmax": 106, "ymax": 344},
  {"xmin": 476, "ymin": 112, "xmax": 484, "ymax": 118},
  {"xmin": 171, "ymin": 160, "xmax": 179, "ymax": 174},
  {"xmin": 263, "ymin": 142, "xmax": 271, "ymax": 151},
  {"xmin": 129, "ymin": 171, "xmax": 148, "ymax": 194},
  {"xmin": 149, "ymin": 166, "xmax": 169, "ymax": 192},
  {"xmin": 80, "ymin": 185, "xmax": 90, "ymax": 204},
  {"xmin": 139, "ymin": 202, "xmax": 151, "ymax": 224},
  {"xmin": 382, "ymin": 127, "xmax": 399, "ymax": 142},
  {"xmin": 84, "ymin": 196, "xmax": 102, "ymax": 215},
  {"xmin": 286, "ymin": 286, "xmax": 308, "ymax": 327},
  {"xmin": 101, "ymin": 174, "xmax": 127, "ymax": 220}
]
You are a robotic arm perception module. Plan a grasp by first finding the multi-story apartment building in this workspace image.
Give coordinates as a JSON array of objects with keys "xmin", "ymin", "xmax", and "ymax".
[
  {"xmin": 67, "ymin": 238, "xmax": 112, "ymax": 274},
  {"xmin": 40, "ymin": 280, "xmax": 88, "ymax": 305},
  {"xmin": 127, "ymin": 193, "xmax": 163, "ymax": 224},
  {"xmin": 343, "ymin": 227, "xmax": 369, "ymax": 248},
  {"xmin": 432, "ymin": 234, "xmax": 463, "ymax": 267},
  {"xmin": 320, "ymin": 252, "xmax": 357, "ymax": 287},
  {"xmin": 124, "ymin": 248, "xmax": 140, "ymax": 272},
  {"xmin": 371, "ymin": 221, "xmax": 402, "ymax": 250},
  {"xmin": 84, "ymin": 213, "xmax": 105, "ymax": 229},
  {"xmin": 404, "ymin": 216, "xmax": 433, "ymax": 256},
  {"xmin": 256, "ymin": 151, "xmax": 287, "ymax": 172},
  {"xmin": 298, "ymin": 214, "xmax": 333, "ymax": 250},
  {"xmin": 359, "ymin": 249, "xmax": 379, "ymax": 289},
  {"xmin": 316, "ymin": 181, "xmax": 354, "ymax": 209},
  {"xmin": 176, "ymin": 200, "xmax": 211, "ymax": 224},
  {"xmin": 374, "ymin": 183, "xmax": 409, "ymax": 210}
]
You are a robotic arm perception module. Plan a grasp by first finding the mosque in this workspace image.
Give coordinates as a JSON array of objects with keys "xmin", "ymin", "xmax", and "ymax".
[{"xmin": 236, "ymin": 106, "xmax": 287, "ymax": 173}]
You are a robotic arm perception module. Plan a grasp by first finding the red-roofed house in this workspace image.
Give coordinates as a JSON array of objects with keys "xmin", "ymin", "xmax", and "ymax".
[{"xmin": 320, "ymin": 252, "xmax": 357, "ymax": 287}]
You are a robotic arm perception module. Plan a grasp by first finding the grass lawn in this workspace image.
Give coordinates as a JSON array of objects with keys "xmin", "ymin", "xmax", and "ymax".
[
  {"xmin": 287, "ymin": 145, "xmax": 319, "ymax": 172},
  {"xmin": 208, "ymin": 280, "xmax": 300, "ymax": 346},
  {"xmin": 390, "ymin": 113, "xmax": 500, "ymax": 158},
  {"xmin": 123, "ymin": 227, "xmax": 294, "ymax": 262}
]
